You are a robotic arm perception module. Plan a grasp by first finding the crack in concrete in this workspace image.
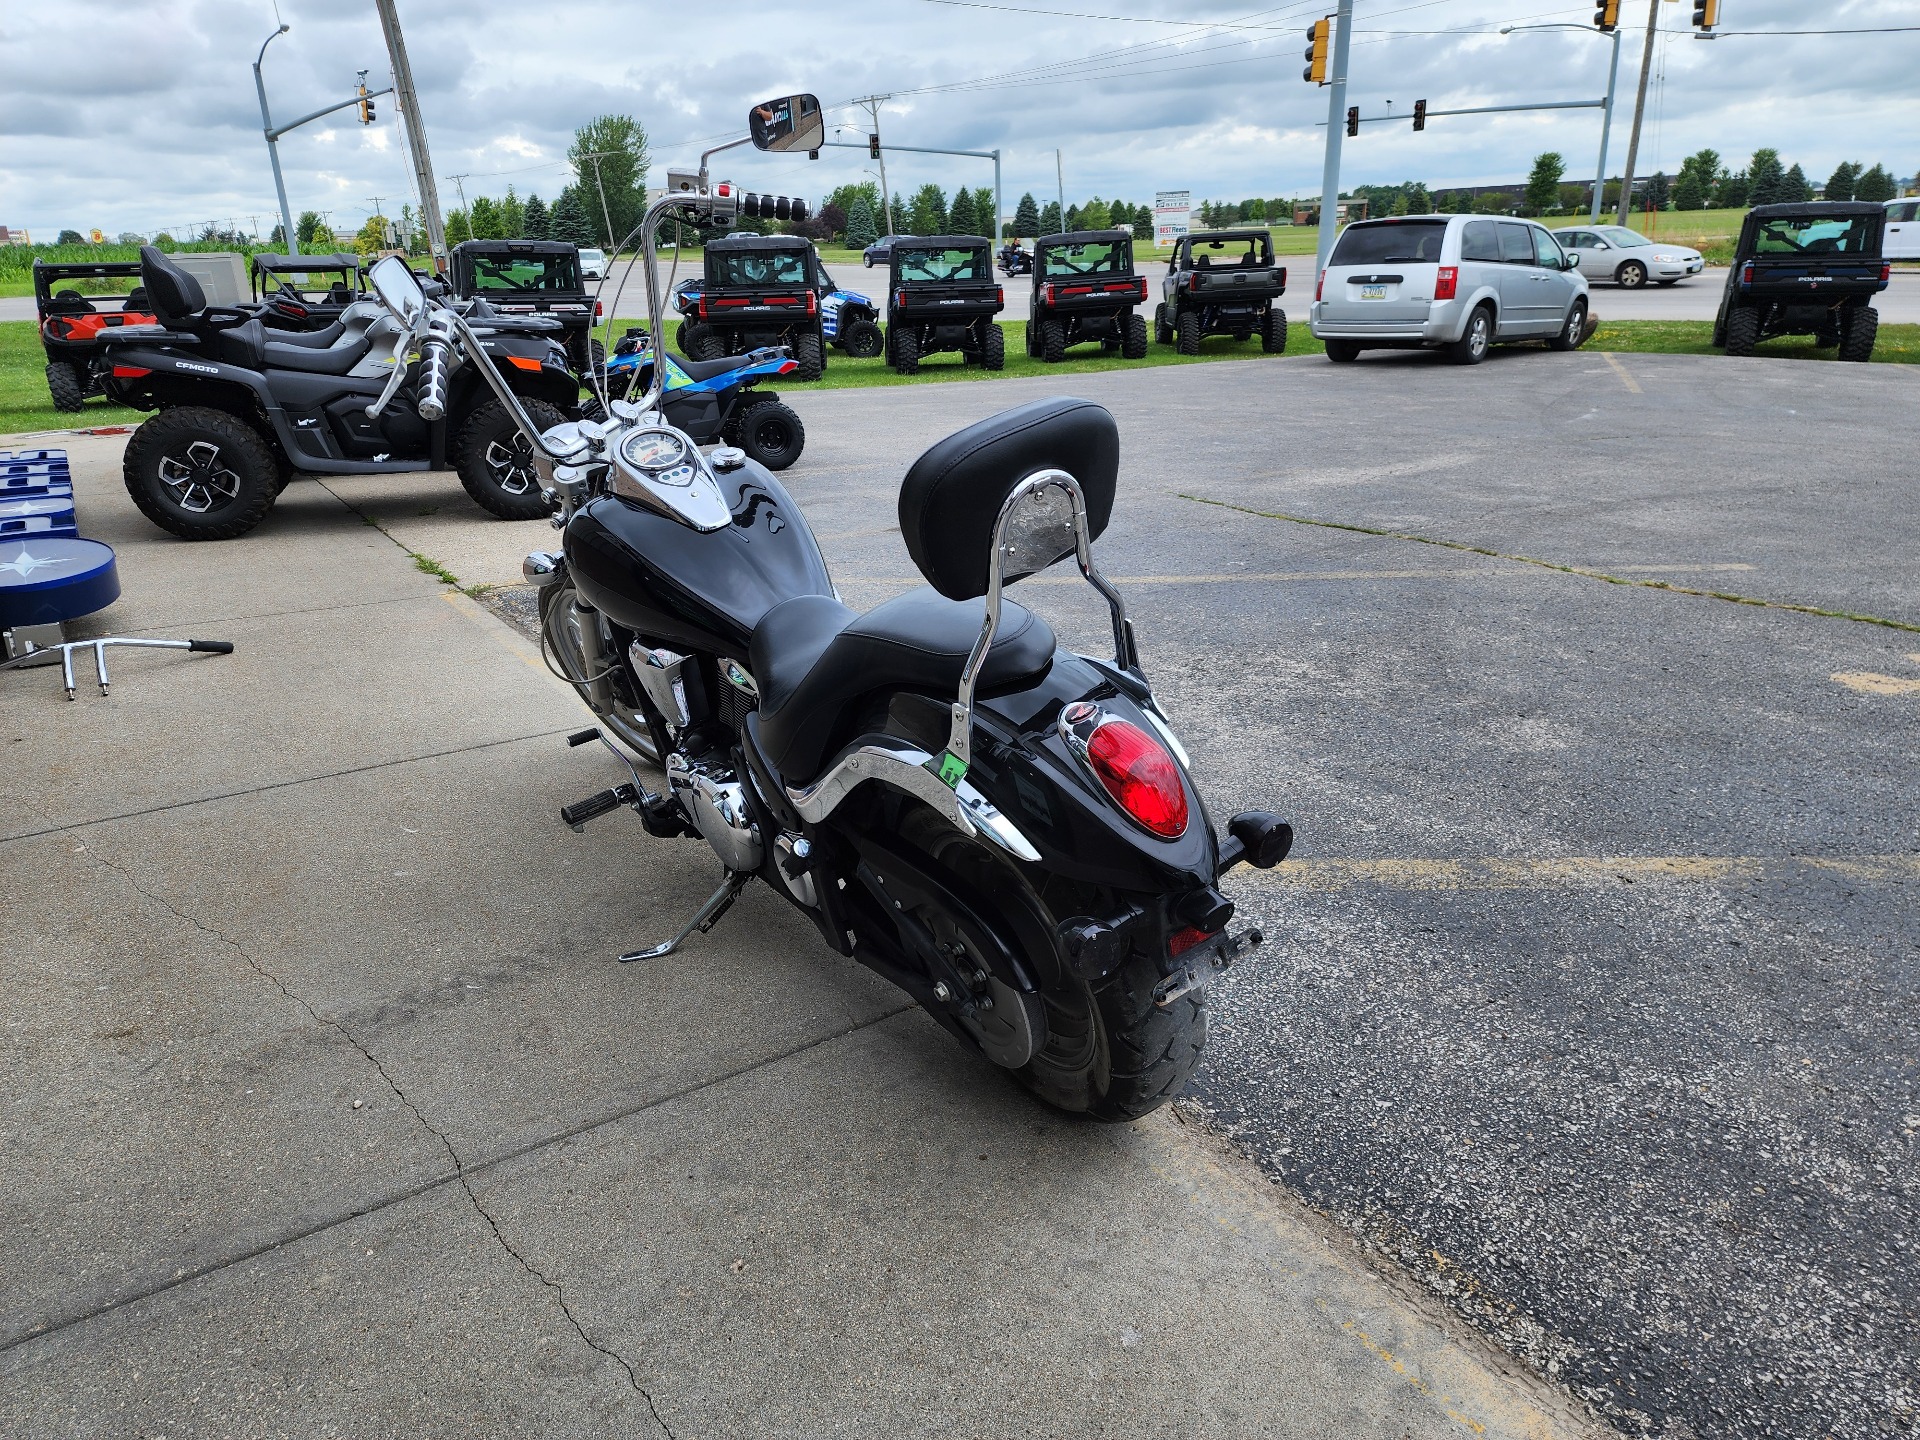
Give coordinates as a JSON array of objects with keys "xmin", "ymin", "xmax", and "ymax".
[{"xmin": 76, "ymin": 845, "xmax": 675, "ymax": 1437}]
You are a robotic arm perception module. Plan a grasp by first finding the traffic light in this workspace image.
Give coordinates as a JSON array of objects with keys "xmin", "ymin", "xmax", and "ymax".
[
  {"xmin": 1691, "ymin": 0, "xmax": 1719, "ymax": 29},
  {"xmin": 869, "ymin": 133, "xmax": 880, "ymax": 159},
  {"xmin": 356, "ymin": 80, "xmax": 374, "ymax": 125},
  {"xmin": 1593, "ymin": 0, "xmax": 1619, "ymax": 31},
  {"xmin": 1303, "ymin": 17, "xmax": 1330, "ymax": 85},
  {"xmin": 1346, "ymin": 106, "xmax": 1359, "ymax": 137},
  {"xmin": 1413, "ymin": 98, "xmax": 1427, "ymax": 132}
]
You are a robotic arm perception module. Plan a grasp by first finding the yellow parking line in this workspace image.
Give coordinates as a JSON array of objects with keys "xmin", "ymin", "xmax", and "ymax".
[
  {"xmin": 1601, "ymin": 351, "xmax": 1643, "ymax": 394},
  {"xmin": 1240, "ymin": 853, "xmax": 1920, "ymax": 892},
  {"xmin": 1832, "ymin": 670, "xmax": 1920, "ymax": 696}
]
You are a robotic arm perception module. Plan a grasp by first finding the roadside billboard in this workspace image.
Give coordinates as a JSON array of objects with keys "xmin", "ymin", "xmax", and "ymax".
[{"xmin": 1153, "ymin": 190, "xmax": 1190, "ymax": 248}]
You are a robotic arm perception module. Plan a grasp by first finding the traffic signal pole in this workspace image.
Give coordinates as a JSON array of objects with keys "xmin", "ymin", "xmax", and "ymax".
[
  {"xmin": 1616, "ymin": 0, "xmax": 1661, "ymax": 225},
  {"xmin": 1314, "ymin": 0, "xmax": 1356, "ymax": 278}
]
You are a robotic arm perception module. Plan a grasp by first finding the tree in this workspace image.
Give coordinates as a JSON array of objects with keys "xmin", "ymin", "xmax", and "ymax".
[
  {"xmin": 1407, "ymin": 183, "xmax": 1431, "ymax": 213},
  {"xmin": 1390, "ymin": 191, "xmax": 1410, "ymax": 216},
  {"xmin": 824, "ymin": 182, "xmax": 881, "ymax": 225},
  {"xmin": 1132, "ymin": 207, "xmax": 1153, "ymax": 242},
  {"xmin": 844, "ymin": 194, "xmax": 878, "ymax": 248},
  {"xmin": 1524, "ymin": 152, "xmax": 1565, "ymax": 216},
  {"xmin": 1038, "ymin": 200, "xmax": 1062, "ymax": 234},
  {"xmin": 947, "ymin": 186, "xmax": 979, "ymax": 236},
  {"xmin": 906, "ymin": 183, "xmax": 947, "ymax": 235},
  {"xmin": 1080, "ymin": 197, "xmax": 1112, "ymax": 230},
  {"xmin": 1823, "ymin": 161, "xmax": 1860, "ymax": 201},
  {"xmin": 353, "ymin": 214, "xmax": 391, "ymax": 256},
  {"xmin": 1014, "ymin": 192, "xmax": 1040, "ymax": 238},
  {"xmin": 1781, "ymin": 164, "xmax": 1812, "ymax": 203},
  {"xmin": 1674, "ymin": 149, "xmax": 1719, "ymax": 210},
  {"xmin": 569, "ymin": 114, "xmax": 650, "ymax": 247},
  {"xmin": 116, "ymin": 230, "xmax": 146, "ymax": 245},
  {"xmin": 469, "ymin": 195, "xmax": 504, "ymax": 240},
  {"xmin": 972, "ymin": 189, "xmax": 995, "ymax": 235},
  {"xmin": 499, "ymin": 185, "xmax": 526, "ymax": 240},
  {"xmin": 56, "ymin": 228, "xmax": 85, "ymax": 245},
  {"xmin": 549, "ymin": 187, "xmax": 596, "ymax": 247},
  {"xmin": 522, "ymin": 194, "xmax": 549, "ymax": 240},
  {"xmin": 1713, "ymin": 169, "xmax": 1749, "ymax": 208},
  {"xmin": 1746, "ymin": 148, "xmax": 1786, "ymax": 206},
  {"xmin": 296, "ymin": 210, "xmax": 327, "ymax": 246},
  {"xmin": 1646, "ymin": 171, "xmax": 1670, "ymax": 209},
  {"xmin": 1856, "ymin": 164, "xmax": 1896, "ymax": 203}
]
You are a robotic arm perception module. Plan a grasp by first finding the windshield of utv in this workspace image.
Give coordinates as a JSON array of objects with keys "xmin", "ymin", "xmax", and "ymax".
[
  {"xmin": 1040, "ymin": 239, "xmax": 1128, "ymax": 278},
  {"xmin": 896, "ymin": 246, "xmax": 989, "ymax": 283},
  {"xmin": 466, "ymin": 253, "xmax": 579, "ymax": 292},
  {"xmin": 1184, "ymin": 235, "xmax": 1273, "ymax": 268},
  {"xmin": 1751, "ymin": 215, "xmax": 1873, "ymax": 254},
  {"xmin": 713, "ymin": 249, "xmax": 811, "ymax": 287}
]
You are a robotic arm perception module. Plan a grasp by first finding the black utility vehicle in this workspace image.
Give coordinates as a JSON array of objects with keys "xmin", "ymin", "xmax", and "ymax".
[
  {"xmin": 250, "ymin": 252, "xmax": 365, "ymax": 332},
  {"xmin": 680, "ymin": 234, "xmax": 828, "ymax": 379},
  {"xmin": 33, "ymin": 259, "xmax": 154, "ymax": 412},
  {"xmin": 885, "ymin": 236, "xmax": 1005, "ymax": 374},
  {"xmin": 1713, "ymin": 202, "xmax": 1889, "ymax": 361},
  {"xmin": 450, "ymin": 239, "xmax": 599, "ymax": 372},
  {"xmin": 1157, "ymin": 229, "xmax": 1287, "ymax": 355},
  {"xmin": 1027, "ymin": 229, "xmax": 1149, "ymax": 362}
]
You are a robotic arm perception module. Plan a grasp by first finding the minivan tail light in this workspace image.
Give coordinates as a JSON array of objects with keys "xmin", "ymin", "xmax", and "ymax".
[
  {"xmin": 1434, "ymin": 266, "xmax": 1458, "ymax": 301},
  {"xmin": 1085, "ymin": 720, "xmax": 1188, "ymax": 838},
  {"xmin": 1315, "ymin": 269, "xmax": 1326, "ymax": 301}
]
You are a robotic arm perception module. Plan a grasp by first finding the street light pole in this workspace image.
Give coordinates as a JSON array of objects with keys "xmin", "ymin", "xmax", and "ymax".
[
  {"xmin": 252, "ymin": 25, "xmax": 297, "ymax": 257},
  {"xmin": 1500, "ymin": 22, "xmax": 1624, "ymax": 225}
]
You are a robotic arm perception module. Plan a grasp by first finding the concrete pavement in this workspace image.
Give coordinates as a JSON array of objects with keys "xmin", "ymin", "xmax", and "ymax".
[{"xmin": 0, "ymin": 433, "xmax": 1602, "ymax": 1437}]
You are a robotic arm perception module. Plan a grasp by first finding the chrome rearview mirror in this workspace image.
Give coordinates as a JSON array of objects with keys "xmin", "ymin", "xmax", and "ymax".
[
  {"xmin": 368, "ymin": 254, "xmax": 425, "ymax": 326},
  {"xmin": 748, "ymin": 94, "xmax": 824, "ymax": 154}
]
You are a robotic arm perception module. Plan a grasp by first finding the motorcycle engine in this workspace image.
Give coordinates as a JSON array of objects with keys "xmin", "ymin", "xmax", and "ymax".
[{"xmin": 666, "ymin": 752, "xmax": 764, "ymax": 873}]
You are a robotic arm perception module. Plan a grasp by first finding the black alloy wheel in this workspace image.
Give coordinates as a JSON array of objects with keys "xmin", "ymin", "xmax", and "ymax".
[
  {"xmin": 122, "ymin": 406, "xmax": 281, "ymax": 541},
  {"xmin": 455, "ymin": 397, "xmax": 567, "ymax": 520}
]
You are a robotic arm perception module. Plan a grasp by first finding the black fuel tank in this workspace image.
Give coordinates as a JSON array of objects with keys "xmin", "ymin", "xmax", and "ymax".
[{"xmin": 566, "ymin": 461, "xmax": 834, "ymax": 657}]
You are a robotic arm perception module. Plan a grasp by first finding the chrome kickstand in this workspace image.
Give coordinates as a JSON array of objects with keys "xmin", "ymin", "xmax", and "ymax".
[{"xmin": 619, "ymin": 872, "xmax": 751, "ymax": 963}]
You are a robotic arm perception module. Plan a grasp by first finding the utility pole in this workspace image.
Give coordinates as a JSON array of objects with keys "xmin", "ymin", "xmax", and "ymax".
[
  {"xmin": 1616, "ymin": 0, "xmax": 1661, "ymax": 225},
  {"xmin": 252, "ymin": 24, "xmax": 298, "ymax": 257},
  {"xmin": 580, "ymin": 152, "xmax": 619, "ymax": 248},
  {"xmin": 851, "ymin": 96, "xmax": 893, "ymax": 231},
  {"xmin": 1055, "ymin": 149, "xmax": 1065, "ymax": 219},
  {"xmin": 450, "ymin": 176, "xmax": 473, "ymax": 242},
  {"xmin": 373, "ymin": 0, "xmax": 448, "ymax": 266},
  {"xmin": 1315, "ymin": 0, "xmax": 1356, "ymax": 277},
  {"xmin": 367, "ymin": 197, "xmax": 386, "ymax": 249}
]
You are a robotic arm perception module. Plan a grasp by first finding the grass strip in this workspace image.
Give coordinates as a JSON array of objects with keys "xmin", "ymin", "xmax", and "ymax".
[{"xmin": 1181, "ymin": 494, "xmax": 1920, "ymax": 635}]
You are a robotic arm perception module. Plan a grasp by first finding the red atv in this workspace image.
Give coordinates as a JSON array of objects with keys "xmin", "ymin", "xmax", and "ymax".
[{"xmin": 34, "ymin": 259, "xmax": 157, "ymax": 412}]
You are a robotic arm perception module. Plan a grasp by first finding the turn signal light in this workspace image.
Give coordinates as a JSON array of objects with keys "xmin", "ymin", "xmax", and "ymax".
[
  {"xmin": 1435, "ymin": 265, "xmax": 1458, "ymax": 300},
  {"xmin": 1085, "ymin": 720, "xmax": 1188, "ymax": 838}
]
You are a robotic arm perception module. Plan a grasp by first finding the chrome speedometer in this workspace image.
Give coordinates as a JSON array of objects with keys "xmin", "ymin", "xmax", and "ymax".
[{"xmin": 619, "ymin": 429, "xmax": 689, "ymax": 471}]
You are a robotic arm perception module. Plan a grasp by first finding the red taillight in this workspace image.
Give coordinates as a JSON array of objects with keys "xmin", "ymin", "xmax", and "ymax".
[
  {"xmin": 697, "ymin": 297, "xmax": 708, "ymax": 318},
  {"xmin": 1042, "ymin": 282, "xmax": 1055, "ymax": 305},
  {"xmin": 1434, "ymin": 265, "xmax": 1458, "ymax": 301},
  {"xmin": 806, "ymin": 290, "xmax": 818, "ymax": 315},
  {"xmin": 1740, "ymin": 261, "xmax": 1754, "ymax": 286},
  {"xmin": 1085, "ymin": 720, "xmax": 1188, "ymax": 838},
  {"xmin": 996, "ymin": 286, "xmax": 1005, "ymax": 306},
  {"xmin": 1168, "ymin": 926, "xmax": 1210, "ymax": 958},
  {"xmin": 595, "ymin": 301, "xmax": 603, "ymax": 317},
  {"xmin": 1316, "ymin": 269, "xmax": 1326, "ymax": 301},
  {"xmin": 1137, "ymin": 277, "xmax": 1149, "ymax": 300},
  {"xmin": 896, "ymin": 289, "xmax": 907, "ymax": 308},
  {"xmin": 111, "ymin": 364, "xmax": 151, "ymax": 378},
  {"xmin": 1882, "ymin": 263, "xmax": 1892, "ymax": 282}
]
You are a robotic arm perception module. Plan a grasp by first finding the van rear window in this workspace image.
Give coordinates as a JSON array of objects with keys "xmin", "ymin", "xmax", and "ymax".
[{"xmin": 1330, "ymin": 221, "xmax": 1447, "ymax": 266}]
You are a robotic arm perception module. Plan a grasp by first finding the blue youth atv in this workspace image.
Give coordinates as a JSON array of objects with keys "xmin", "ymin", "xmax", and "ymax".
[
  {"xmin": 816, "ymin": 268, "xmax": 884, "ymax": 358},
  {"xmin": 587, "ymin": 329, "xmax": 806, "ymax": 471}
]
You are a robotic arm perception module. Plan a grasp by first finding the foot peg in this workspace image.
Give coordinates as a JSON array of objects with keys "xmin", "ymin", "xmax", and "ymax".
[
  {"xmin": 619, "ymin": 872, "xmax": 751, "ymax": 963},
  {"xmin": 1153, "ymin": 925, "xmax": 1263, "ymax": 1009},
  {"xmin": 562, "ymin": 783, "xmax": 639, "ymax": 831}
]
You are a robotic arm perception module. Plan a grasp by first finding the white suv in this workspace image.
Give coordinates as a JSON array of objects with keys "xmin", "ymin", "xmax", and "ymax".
[{"xmin": 1309, "ymin": 215, "xmax": 1590, "ymax": 365}]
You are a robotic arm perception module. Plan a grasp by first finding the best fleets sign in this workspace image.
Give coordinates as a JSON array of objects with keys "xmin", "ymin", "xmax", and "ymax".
[{"xmin": 1153, "ymin": 191, "xmax": 1191, "ymax": 248}]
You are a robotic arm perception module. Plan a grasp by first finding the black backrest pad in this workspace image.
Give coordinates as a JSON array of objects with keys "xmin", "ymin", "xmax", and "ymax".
[
  {"xmin": 139, "ymin": 245, "xmax": 205, "ymax": 323},
  {"xmin": 897, "ymin": 397, "xmax": 1119, "ymax": 602}
]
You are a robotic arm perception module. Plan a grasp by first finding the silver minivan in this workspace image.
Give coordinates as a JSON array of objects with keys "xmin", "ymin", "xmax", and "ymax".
[{"xmin": 1308, "ymin": 215, "xmax": 1590, "ymax": 364}]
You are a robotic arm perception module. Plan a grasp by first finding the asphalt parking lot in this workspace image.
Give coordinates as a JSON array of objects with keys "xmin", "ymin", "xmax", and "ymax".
[
  {"xmin": 1585, "ymin": 266, "xmax": 1920, "ymax": 322},
  {"xmin": 5, "ymin": 342, "xmax": 1916, "ymax": 1439}
]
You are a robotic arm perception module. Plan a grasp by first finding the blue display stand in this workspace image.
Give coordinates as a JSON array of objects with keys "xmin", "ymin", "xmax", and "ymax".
[
  {"xmin": 0, "ymin": 495, "xmax": 80, "ymax": 540},
  {"xmin": 0, "ymin": 537, "xmax": 119, "ymax": 628}
]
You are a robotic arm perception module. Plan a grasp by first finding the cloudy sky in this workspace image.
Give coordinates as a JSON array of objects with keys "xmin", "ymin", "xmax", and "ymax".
[{"xmin": 2, "ymin": 0, "xmax": 1913, "ymax": 239}]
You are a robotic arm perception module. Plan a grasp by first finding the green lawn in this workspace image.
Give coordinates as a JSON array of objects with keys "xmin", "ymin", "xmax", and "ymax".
[
  {"xmin": 1590, "ymin": 319, "xmax": 1920, "ymax": 363},
  {"xmin": 0, "ymin": 320, "xmax": 143, "ymax": 436}
]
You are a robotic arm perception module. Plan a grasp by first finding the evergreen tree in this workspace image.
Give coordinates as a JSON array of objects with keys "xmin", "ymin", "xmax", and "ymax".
[
  {"xmin": 522, "ymin": 194, "xmax": 549, "ymax": 239},
  {"xmin": 1014, "ymin": 191, "xmax": 1040, "ymax": 238},
  {"xmin": 1856, "ymin": 164, "xmax": 1896, "ymax": 203},
  {"xmin": 1524, "ymin": 151, "xmax": 1565, "ymax": 216},
  {"xmin": 1407, "ymin": 183, "xmax": 1431, "ymax": 213},
  {"xmin": 1746, "ymin": 148, "xmax": 1786, "ymax": 206},
  {"xmin": 499, "ymin": 185, "xmax": 526, "ymax": 240},
  {"xmin": 947, "ymin": 186, "xmax": 979, "ymax": 236},
  {"xmin": 845, "ymin": 194, "xmax": 878, "ymax": 248},
  {"xmin": 1674, "ymin": 149, "xmax": 1719, "ymax": 211},
  {"xmin": 550, "ymin": 188, "xmax": 596, "ymax": 247},
  {"xmin": 1823, "ymin": 161, "xmax": 1860, "ymax": 201},
  {"xmin": 1079, "ymin": 197, "xmax": 1111, "ymax": 229},
  {"xmin": 1781, "ymin": 164, "xmax": 1811, "ymax": 203},
  {"xmin": 1038, "ymin": 200, "xmax": 1062, "ymax": 234},
  {"xmin": 1646, "ymin": 171, "xmax": 1670, "ymax": 209},
  {"xmin": 1713, "ymin": 170, "xmax": 1749, "ymax": 208},
  {"xmin": 296, "ymin": 210, "xmax": 327, "ymax": 247},
  {"xmin": 1132, "ymin": 207, "xmax": 1153, "ymax": 242},
  {"xmin": 973, "ymin": 189, "xmax": 995, "ymax": 235},
  {"xmin": 906, "ymin": 183, "xmax": 947, "ymax": 235}
]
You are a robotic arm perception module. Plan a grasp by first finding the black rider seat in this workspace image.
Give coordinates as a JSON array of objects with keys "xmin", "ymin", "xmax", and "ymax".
[
  {"xmin": 262, "ymin": 333, "xmax": 375, "ymax": 374},
  {"xmin": 672, "ymin": 349, "xmax": 761, "ymax": 381},
  {"xmin": 265, "ymin": 319, "xmax": 348, "ymax": 348},
  {"xmin": 749, "ymin": 587, "xmax": 1055, "ymax": 784}
]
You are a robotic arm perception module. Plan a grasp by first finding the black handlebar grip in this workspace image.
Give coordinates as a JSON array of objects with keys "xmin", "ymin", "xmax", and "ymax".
[
  {"xmin": 740, "ymin": 193, "xmax": 809, "ymax": 223},
  {"xmin": 188, "ymin": 640, "xmax": 235, "ymax": 654},
  {"xmin": 567, "ymin": 728, "xmax": 602, "ymax": 747},
  {"xmin": 417, "ymin": 337, "xmax": 451, "ymax": 421},
  {"xmin": 561, "ymin": 788, "xmax": 623, "ymax": 829}
]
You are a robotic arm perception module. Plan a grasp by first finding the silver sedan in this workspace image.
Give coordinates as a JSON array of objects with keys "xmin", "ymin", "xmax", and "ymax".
[{"xmin": 1552, "ymin": 225, "xmax": 1704, "ymax": 288}]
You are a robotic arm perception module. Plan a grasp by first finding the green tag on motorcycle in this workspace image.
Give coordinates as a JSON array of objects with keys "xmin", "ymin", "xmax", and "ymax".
[{"xmin": 930, "ymin": 751, "xmax": 967, "ymax": 789}]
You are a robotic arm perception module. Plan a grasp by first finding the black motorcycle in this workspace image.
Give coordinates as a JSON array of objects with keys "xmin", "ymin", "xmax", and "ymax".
[
  {"xmin": 359, "ymin": 93, "xmax": 1293, "ymax": 1120},
  {"xmin": 98, "ymin": 247, "xmax": 579, "ymax": 540}
]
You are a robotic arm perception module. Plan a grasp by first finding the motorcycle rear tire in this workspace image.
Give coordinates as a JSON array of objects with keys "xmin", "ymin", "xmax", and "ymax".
[
  {"xmin": 455, "ymin": 397, "xmax": 567, "ymax": 521},
  {"xmin": 122, "ymin": 406, "xmax": 281, "ymax": 541},
  {"xmin": 738, "ymin": 400, "xmax": 805, "ymax": 471}
]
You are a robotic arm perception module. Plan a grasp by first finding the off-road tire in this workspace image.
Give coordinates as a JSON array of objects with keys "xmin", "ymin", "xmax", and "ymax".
[
  {"xmin": 1154, "ymin": 302, "xmax": 1173, "ymax": 346},
  {"xmin": 122, "ymin": 406, "xmax": 281, "ymax": 541},
  {"xmin": 683, "ymin": 324, "xmax": 723, "ymax": 361},
  {"xmin": 455, "ymin": 397, "xmax": 567, "ymax": 521},
  {"xmin": 1018, "ymin": 948, "xmax": 1208, "ymax": 1123},
  {"xmin": 893, "ymin": 327, "xmax": 921, "ymax": 375},
  {"xmin": 588, "ymin": 338, "xmax": 606, "ymax": 369},
  {"xmin": 981, "ymin": 324, "xmax": 1005, "ymax": 371},
  {"xmin": 1724, "ymin": 307, "xmax": 1760, "ymax": 357},
  {"xmin": 1040, "ymin": 318, "xmax": 1067, "ymax": 364},
  {"xmin": 1444, "ymin": 305, "xmax": 1494, "ymax": 365},
  {"xmin": 1838, "ymin": 306, "xmax": 1878, "ymax": 363},
  {"xmin": 1324, "ymin": 339, "xmax": 1360, "ymax": 363},
  {"xmin": 737, "ymin": 400, "xmax": 804, "ymax": 471},
  {"xmin": 841, "ymin": 318, "xmax": 884, "ymax": 359},
  {"xmin": 1812, "ymin": 324, "xmax": 1840, "ymax": 349},
  {"xmin": 793, "ymin": 331, "xmax": 826, "ymax": 380},
  {"xmin": 1261, "ymin": 308, "xmax": 1288, "ymax": 355},
  {"xmin": 674, "ymin": 321, "xmax": 690, "ymax": 353},
  {"xmin": 1547, "ymin": 299, "xmax": 1588, "ymax": 352},
  {"xmin": 1616, "ymin": 260, "xmax": 1648, "ymax": 289},
  {"xmin": 45, "ymin": 361, "xmax": 86, "ymax": 413},
  {"xmin": 1175, "ymin": 310, "xmax": 1201, "ymax": 356},
  {"xmin": 1122, "ymin": 312, "xmax": 1149, "ymax": 359}
]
